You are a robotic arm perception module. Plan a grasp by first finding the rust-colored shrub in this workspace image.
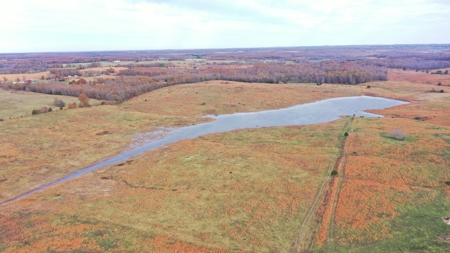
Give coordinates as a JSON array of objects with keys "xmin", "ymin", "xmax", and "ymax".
[
  {"xmin": 67, "ymin": 102, "xmax": 77, "ymax": 109},
  {"xmin": 78, "ymin": 94, "xmax": 90, "ymax": 107}
]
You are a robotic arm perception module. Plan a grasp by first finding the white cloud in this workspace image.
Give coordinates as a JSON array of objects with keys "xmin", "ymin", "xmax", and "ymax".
[{"xmin": 0, "ymin": 0, "xmax": 449, "ymax": 52}]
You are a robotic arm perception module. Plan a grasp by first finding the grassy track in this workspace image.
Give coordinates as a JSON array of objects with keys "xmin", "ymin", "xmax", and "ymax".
[
  {"xmin": 314, "ymin": 105, "xmax": 450, "ymax": 252},
  {"xmin": 292, "ymin": 117, "xmax": 353, "ymax": 252}
]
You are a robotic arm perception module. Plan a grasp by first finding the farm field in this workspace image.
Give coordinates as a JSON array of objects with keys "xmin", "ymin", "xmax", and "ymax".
[
  {"xmin": 68, "ymin": 59, "xmax": 234, "ymax": 68},
  {"xmin": 1, "ymin": 72, "xmax": 50, "ymax": 82},
  {"xmin": 0, "ymin": 67, "xmax": 127, "ymax": 84},
  {"xmin": 1, "ymin": 69, "xmax": 450, "ymax": 252}
]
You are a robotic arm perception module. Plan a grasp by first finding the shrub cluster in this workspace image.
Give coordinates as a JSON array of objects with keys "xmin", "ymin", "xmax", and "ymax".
[
  {"xmin": 67, "ymin": 102, "xmax": 77, "ymax": 109},
  {"xmin": 32, "ymin": 107, "xmax": 52, "ymax": 115},
  {"xmin": 389, "ymin": 129, "xmax": 406, "ymax": 141},
  {"xmin": 53, "ymin": 98, "xmax": 65, "ymax": 107},
  {"xmin": 429, "ymin": 88, "xmax": 445, "ymax": 93}
]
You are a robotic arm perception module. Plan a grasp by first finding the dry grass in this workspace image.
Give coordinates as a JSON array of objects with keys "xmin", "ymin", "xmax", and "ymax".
[
  {"xmin": 0, "ymin": 121, "xmax": 345, "ymax": 252},
  {"xmin": 314, "ymin": 71, "xmax": 450, "ymax": 252},
  {"xmin": 389, "ymin": 69, "xmax": 450, "ymax": 85},
  {"xmin": 0, "ymin": 67, "xmax": 126, "ymax": 84},
  {"xmin": 0, "ymin": 80, "xmax": 359, "ymax": 252},
  {"xmin": 80, "ymin": 67, "xmax": 127, "ymax": 72},
  {"xmin": 0, "ymin": 89, "xmax": 100, "ymax": 119},
  {"xmin": 317, "ymin": 113, "xmax": 450, "ymax": 252},
  {"xmin": 121, "ymin": 80, "xmax": 362, "ymax": 117},
  {"xmin": 2, "ymin": 73, "xmax": 450, "ymax": 252},
  {"xmin": 0, "ymin": 72, "xmax": 49, "ymax": 82},
  {"xmin": 0, "ymin": 81, "xmax": 358, "ymax": 204}
]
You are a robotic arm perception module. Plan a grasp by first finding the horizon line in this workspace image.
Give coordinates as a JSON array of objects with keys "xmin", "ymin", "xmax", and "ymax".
[{"xmin": 1, "ymin": 43, "xmax": 450, "ymax": 55}]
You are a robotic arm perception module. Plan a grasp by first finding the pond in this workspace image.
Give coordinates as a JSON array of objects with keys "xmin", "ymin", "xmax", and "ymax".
[{"xmin": 0, "ymin": 96, "xmax": 408, "ymax": 205}]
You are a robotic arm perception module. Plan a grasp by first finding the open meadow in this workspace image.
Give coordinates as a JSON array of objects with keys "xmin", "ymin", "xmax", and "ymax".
[
  {"xmin": 313, "ymin": 70, "xmax": 450, "ymax": 252},
  {"xmin": 0, "ymin": 81, "xmax": 360, "ymax": 204},
  {"xmin": 1, "ymin": 69, "xmax": 450, "ymax": 252},
  {"xmin": 0, "ymin": 89, "xmax": 91, "ymax": 119},
  {"xmin": 1, "ymin": 72, "xmax": 50, "ymax": 83}
]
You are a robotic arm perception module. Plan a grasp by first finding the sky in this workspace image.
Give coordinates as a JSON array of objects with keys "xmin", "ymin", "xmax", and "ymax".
[{"xmin": 0, "ymin": 0, "xmax": 449, "ymax": 53}]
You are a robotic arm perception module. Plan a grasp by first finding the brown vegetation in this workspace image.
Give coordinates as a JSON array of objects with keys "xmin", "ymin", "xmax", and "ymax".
[
  {"xmin": 78, "ymin": 94, "xmax": 90, "ymax": 107},
  {"xmin": 2, "ymin": 61, "xmax": 386, "ymax": 103},
  {"xmin": 0, "ymin": 81, "xmax": 360, "ymax": 204},
  {"xmin": 0, "ymin": 120, "xmax": 345, "ymax": 252},
  {"xmin": 1, "ymin": 51, "xmax": 450, "ymax": 252},
  {"xmin": 389, "ymin": 69, "xmax": 450, "ymax": 85},
  {"xmin": 313, "ymin": 69, "xmax": 450, "ymax": 252}
]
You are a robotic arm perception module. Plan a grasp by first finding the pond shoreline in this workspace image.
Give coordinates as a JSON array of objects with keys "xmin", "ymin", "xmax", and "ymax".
[{"xmin": 0, "ymin": 96, "xmax": 408, "ymax": 206}]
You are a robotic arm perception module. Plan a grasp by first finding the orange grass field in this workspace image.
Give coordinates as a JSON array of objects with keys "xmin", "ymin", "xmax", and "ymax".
[
  {"xmin": 0, "ymin": 81, "xmax": 360, "ymax": 203},
  {"xmin": 1, "ymin": 71, "xmax": 450, "ymax": 252}
]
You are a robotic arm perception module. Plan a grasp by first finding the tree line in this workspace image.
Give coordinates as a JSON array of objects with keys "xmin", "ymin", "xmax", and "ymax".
[
  {"xmin": 2, "ymin": 61, "xmax": 387, "ymax": 103},
  {"xmin": 119, "ymin": 61, "xmax": 388, "ymax": 85}
]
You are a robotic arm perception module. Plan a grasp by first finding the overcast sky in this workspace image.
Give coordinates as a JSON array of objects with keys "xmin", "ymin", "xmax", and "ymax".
[{"xmin": 0, "ymin": 0, "xmax": 449, "ymax": 53}]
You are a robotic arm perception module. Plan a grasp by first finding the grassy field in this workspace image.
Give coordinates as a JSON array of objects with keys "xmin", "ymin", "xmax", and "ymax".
[
  {"xmin": 389, "ymin": 69, "xmax": 450, "ymax": 85},
  {"xmin": 0, "ymin": 81, "xmax": 359, "ymax": 204},
  {"xmin": 0, "ymin": 72, "xmax": 50, "ymax": 82},
  {"xmin": 312, "ymin": 70, "xmax": 450, "ymax": 252},
  {"xmin": 121, "ymin": 81, "xmax": 362, "ymax": 117},
  {"xmin": 70, "ymin": 59, "xmax": 212, "ymax": 68},
  {"xmin": 0, "ymin": 121, "xmax": 346, "ymax": 252},
  {"xmin": 0, "ymin": 66, "xmax": 127, "ymax": 84},
  {"xmin": 315, "ymin": 113, "xmax": 450, "ymax": 252},
  {"xmin": 1, "ymin": 73, "xmax": 450, "ymax": 252},
  {"xmin": 0, "ymin": 89, "xmax": 100, "ymax": 119}
]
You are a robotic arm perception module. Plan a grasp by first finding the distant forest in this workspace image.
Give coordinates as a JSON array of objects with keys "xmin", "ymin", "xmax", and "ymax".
[{"xmin": 1, "ymin": 45, "xmax": 450, "ymax": 102}]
